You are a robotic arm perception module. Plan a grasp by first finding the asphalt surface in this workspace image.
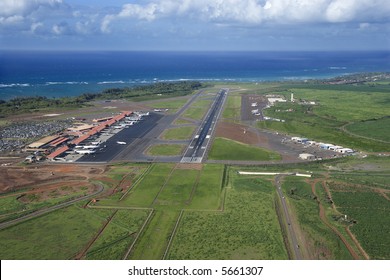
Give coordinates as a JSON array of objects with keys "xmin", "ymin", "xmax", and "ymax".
[
  {"xmin": 181, "ymin": 88, "xmax": 228, "ymax": 163},
  {"xmin": 112, "ymin": 90, "xmax": 204, "ymax": 163},
  {"xmin": 275, "ymin": 174, "xmax": 303, "ymax": 259},
  {"xmin": 77, "ymin": 113, "xmax": 163, "ymax": 163}
]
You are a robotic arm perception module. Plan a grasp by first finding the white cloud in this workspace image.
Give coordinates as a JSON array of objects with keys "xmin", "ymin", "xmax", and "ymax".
[
  {"xmin": 52, "ymin": 21, "xmax": 70, "ymax": 35},
  {"xmin": 0, "ymin": 15, "xmax": 24, "ymax": 25},
  {"xmin": 0, "ymin": 0, "xmax": 63, "ymax": 17},
  {"xmin": 101, "ymin": 0, "xmax": 390, "ymax": 31}
]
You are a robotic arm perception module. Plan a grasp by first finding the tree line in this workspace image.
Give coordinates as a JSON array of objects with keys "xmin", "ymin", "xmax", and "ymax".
[{"xmin": 0, "ymin": 81, "xmax": 203, "ymax": 116}]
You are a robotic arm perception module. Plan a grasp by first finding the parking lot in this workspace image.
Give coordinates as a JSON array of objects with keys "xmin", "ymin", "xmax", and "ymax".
[{"xmin": 0, "ymin": 120, "xmax": 72, "ymax": 153}]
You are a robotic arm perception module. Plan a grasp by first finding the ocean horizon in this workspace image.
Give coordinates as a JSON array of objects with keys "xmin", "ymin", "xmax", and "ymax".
[{"xmin": 1, "ymin": 50, "xmax": 389, "ymax": 100}]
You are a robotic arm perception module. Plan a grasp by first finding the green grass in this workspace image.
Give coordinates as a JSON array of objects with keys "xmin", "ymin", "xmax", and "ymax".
[
  {"xmin": 0, "ymin": 196, "xmax": 25, "ymax": 216},
  {"xmin": 328, "ymin": 181, "xmax": 390, "ymax": 259},
  {"xmin": 118, "ymin": 163, "xmax": 175, "ymax": 207},
  {"xmin": 147, "ymin": 144, "xmax": 185, "ymax": 156},
  {"xmin": 345, "ymin": 117, "xmax": 390, "ymax": 142},
  {"xmin": 181, "ymin": 99, "xmax": 212, "ymax": 120},
  {"xmin": 155, "ymin": 169, "xmax": 199, "ymax": 209},
  {"xmin": 147, "ymin": 98, "xmax": 189, "ymax": 113},
  {"xmin": 174, "ymin": 118, "xmax": 194, "ymax": 125},
  {"xmin": 182, "ymin": 107, "xmax": 208, "ymax": 120},
  {"xmin": 161, "ymin": 126, "xmax": 195, "ymax": 140},
  {"xmin": 222, "ymin": 95, "xmax": 241, "ymax": 120},
  {"xmin": 0, "ymin": 188, "xmax": 94, "ymax": 223},
  {"xmin": 167, "ymin": 173, "xmax": 288, "ymax": 259},
  {"xmin": 281, "ymin": 177, "xmax": 353, "ymax": 259},
  {"xmin": 260, "ymin": 85, "xmax": 390, "ymax": 152},
  {"xmin": 287, "ymin": 86, "xmax": 390, "ymax": 122},
  {"xmin": 128, "ymin": 210, "xmax": 179, "ymax": 260},
  {"xmin": 208, "ymin": 137, "xmax": 281, "ymax": 161},
  {"xmin": 86, "ymin": 209, "xmax": 150, "ymax": 260},
  {"xmin": 189, "ymin": 164, "xmax": 224, "ymax": 210},
  {"xmin": 0, "ymin": 205, "xmax": 114, "ymax": 259}
]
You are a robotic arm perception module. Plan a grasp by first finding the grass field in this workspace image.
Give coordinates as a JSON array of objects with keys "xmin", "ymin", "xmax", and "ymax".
[
  {"xmin": 147, "ymin": 98, "xmax": 190, "ymax": 113},
  {"xmin": 128, "ymin": 210, "xmax": 179, "ymax": 260},
  {"xmin": 260, "ymin": 84, "xmax": 390, "ymax": 152},
  {"xmin": 0, "ymin": 186, "xmax": 94, "ymax": 223},
  {"xmin": 182, "ymin": 98, "xmax": 212, "ymax": 120},
  {"xmin": 173, "ymin": 118, "xmax": 194, "ymax": 125},
  {"xmin": 327, "ymin": 180, "xmax": 390, "ymax": 259},
  {"xmin": 154, "ymin": 169, "xmax": 199, "ymax": 209},
  {"xmin": 345, "ymin": 117, "xmax": 390, "ymax": 142},
  {"xmin": 188, "ymin": 164, "xmax": 224, "ymax": 210},
  {"xmin": 222, "ymin": 95, "xmax": 241, "ymax": 121},
  {"xmin": 161, "ymin": 126, "xmax": 195, "ymax": 140},
  {"xmin": 280, "ymin": 177, "xmax": 353, "ymax": 259},
  {"xmin": 167, "ymin": 172, "xmax": 288, "ymax": 259},
  {"xmin": 208, "ymin": 137, "xmax": 281, "ymax": 161},
  {"xmin": 146, "ymin": 144, "xmax": 185, "ymax": 156},
  {"xmin": 86, "ymin": 209, "xmax": 150, "ymax": 260},
  {"xmin": 0, "ymin": 205, "xmax": 114, "ymax": 259},
  {"xmin": 119, "ymin": 163, "xmax": 175, "ymax": 207}
]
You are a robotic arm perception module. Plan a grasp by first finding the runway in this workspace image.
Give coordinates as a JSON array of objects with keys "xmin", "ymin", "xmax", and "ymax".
[{"xmin": 181, "ymin": 88, "xmax": 228, "ymax": 163}]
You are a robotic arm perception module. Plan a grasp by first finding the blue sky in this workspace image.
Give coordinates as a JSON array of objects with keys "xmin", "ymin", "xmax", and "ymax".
[{"xmin": 1, "ymin": 0, "xmax": 389, "ymax": 51}]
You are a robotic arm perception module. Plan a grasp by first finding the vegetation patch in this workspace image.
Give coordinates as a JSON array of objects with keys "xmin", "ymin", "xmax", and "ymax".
[
  {"xmin": 147, "ymin": 144, "xmax": 185, "ymax": 156},
  {"xmin": 161, "ymin": 126, "xmax": 195, "ymax": 140},
  {"xmin": 188, "ymin": 164, "xmax": 224, "ymax": 210},
  {"xmin": 128, "ymin": 210, "xmax": 179, "ymax": 260},
  {"xmin": 328, "ymin": 181, "xmax": 390, "ymax": 259},
  {"xmin": 222, "ymin": 95, "xmax": 241, "ymax": 120},
  {"xmin": 0, "ymin": 81, "xmax": 203, "ymax": 116},
  {"xmin": 155, "ymin": 169, "xmax": 199, "ymax": 209},
  {"xmin": 86, "ymin": 209, "xmax": 150, "ymax": 260},
  {"xmin": 208, "ymin": 137, "xmax": 281, "ymax": 161},
  {"xmin": 260, "ymin": 85, "xmax": 390, "ymax": 152},
  {"xmin": 281, "ymin": 177, "xmax": 353, "ymax": 259},
  {"xmin": 118, "ymin": 164, "xmax": 175, "ymax": 207},
  {"xmin": 167, "ymin": 174, "xmax": 288, "ymax": 259},
  {"xmin": 0, "ymin": 205, "xmax": 114, "ymax": 259},
  {"xmin": 181, "ymin": 99, "xmax": 212, "ymax": 120},
  {"xmin": 147, "ymin": 98, "xmax": 189, "ymax": 113},
  {"xmin": 345, "ymin": 117, "xmax": 390, "ymax": 142}
]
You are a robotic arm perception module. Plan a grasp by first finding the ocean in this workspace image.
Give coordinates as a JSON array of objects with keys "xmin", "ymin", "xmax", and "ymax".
[{"xmin": 1, "ymin": 51, "xmax": 389, "ymax": 100}]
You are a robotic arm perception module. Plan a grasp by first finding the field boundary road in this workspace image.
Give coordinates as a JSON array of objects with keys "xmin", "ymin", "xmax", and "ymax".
[{"xmin": 0, "ymin": 183, "xmax": 104, "ymax": 230}]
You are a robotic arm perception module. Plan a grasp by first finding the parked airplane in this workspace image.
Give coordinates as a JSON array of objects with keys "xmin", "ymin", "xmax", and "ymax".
[
  {"xmin": 83, "ymin": 144, "xmax": 99, "ymax": 149},
  {"xmin": 117, "ymin": 141, "xmax": 126, "ymax": 145},
  {"xmin": 75, "ymin": 149, "xmax": 95, "ymax": 154}
]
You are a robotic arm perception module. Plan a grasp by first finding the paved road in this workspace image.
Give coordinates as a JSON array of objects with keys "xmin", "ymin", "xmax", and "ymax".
[
  {"xmin": 275, "ymin": 174, "xmax": 303, "ymax": 260},
  {"xmin": 181, "ymin": 88, "xmax": 228, "ymax": 163},
  {"xmin": 0, "ymin": 183, "xmax": 104, "ymax": 230}
]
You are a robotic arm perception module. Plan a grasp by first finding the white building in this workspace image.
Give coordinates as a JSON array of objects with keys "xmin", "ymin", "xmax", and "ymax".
[{"xmin": 299, "ymin": 153, "xmax": 316, "ymax": 160}]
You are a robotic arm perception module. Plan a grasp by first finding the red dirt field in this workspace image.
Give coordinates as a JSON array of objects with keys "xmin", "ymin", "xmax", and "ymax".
[
  {"xmin": 215, "ymin": 121, "xmax": 268, "ymax": 146},
  {"xmin": 0, "ymin": 164, "xmax": 106, "ymax": 194}
]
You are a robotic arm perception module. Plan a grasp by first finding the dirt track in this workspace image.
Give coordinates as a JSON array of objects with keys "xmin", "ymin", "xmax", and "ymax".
[{"xmin": 309, "ymin": 179, "xmax": 365, "ymax": 260}]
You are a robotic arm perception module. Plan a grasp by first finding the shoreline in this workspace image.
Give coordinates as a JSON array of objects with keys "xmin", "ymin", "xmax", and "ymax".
[{"xmin": 1, "ymin": 71, "xmax": 389, "ymax": 102}]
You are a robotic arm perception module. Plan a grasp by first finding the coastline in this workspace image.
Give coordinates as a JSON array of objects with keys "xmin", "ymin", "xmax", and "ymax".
[{"xmin": 1, "ymin": 50, "xmax": 389, "ymax": 100}]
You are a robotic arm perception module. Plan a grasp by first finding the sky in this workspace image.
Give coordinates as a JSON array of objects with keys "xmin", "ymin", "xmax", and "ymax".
[{"xmin": 0, "ymin": 0, "xmax": 390, "ymax": 51}]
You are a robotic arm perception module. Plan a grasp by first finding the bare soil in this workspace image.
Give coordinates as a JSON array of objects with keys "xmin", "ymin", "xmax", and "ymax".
[
  {"xmin": 0, "ymin": 164, "xmax": 105, "ymax": 194},
  {"xmin": 215, "ymin": 122, "xmax": 264, "ymax": 146}
]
